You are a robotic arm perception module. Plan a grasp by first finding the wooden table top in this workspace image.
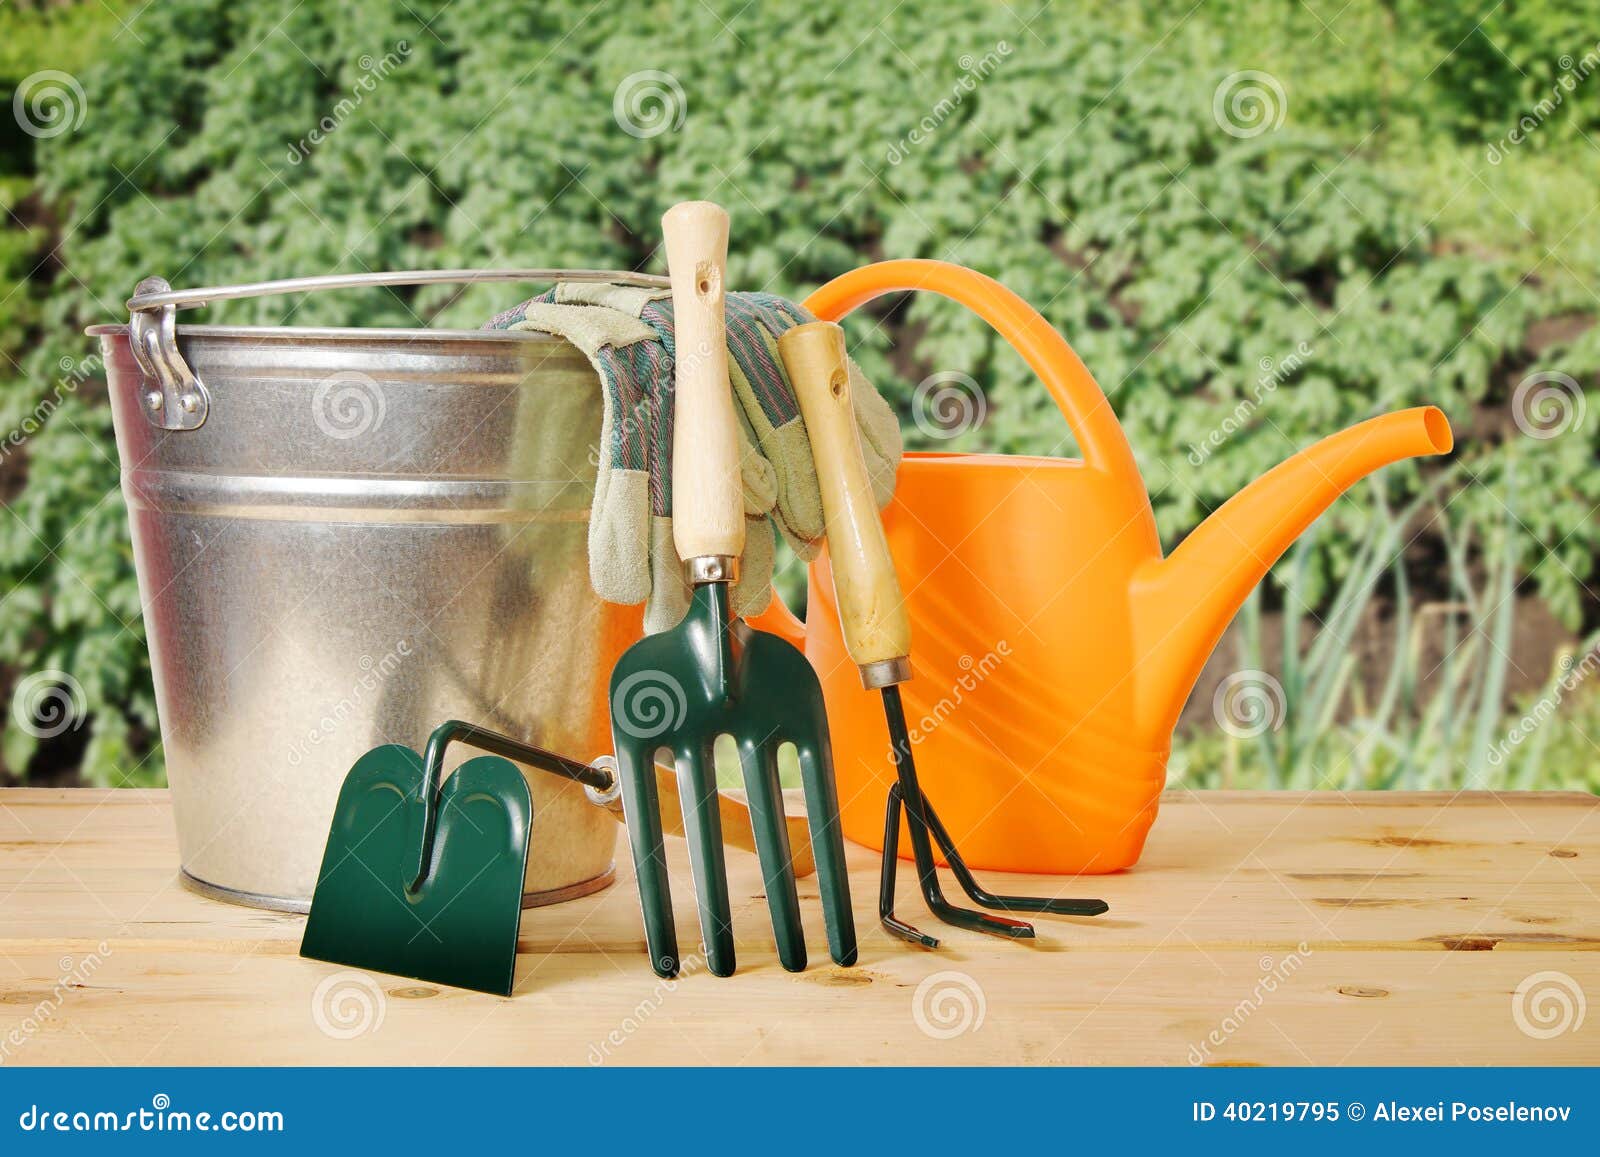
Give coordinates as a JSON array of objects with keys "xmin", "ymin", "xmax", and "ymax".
[{"xmin": 2, "ymin": 788, "xmax": 1596, "ymax": 1066}]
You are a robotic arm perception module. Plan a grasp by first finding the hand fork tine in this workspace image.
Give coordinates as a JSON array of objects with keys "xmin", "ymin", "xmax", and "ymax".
[
  {"xmin": 794, "ymin": 737, "xmax": 859, "ymax": 967},
  {"xmin": 676, "ymin": 738, "xmax": 736, "ymax": 976},
  {"xmin": 613, "ymin": 734, "xmax": 681, "ymax": 976},
  {"xmin": 737, "ymin": 735, "xmax": 806, "ymax": 972}
]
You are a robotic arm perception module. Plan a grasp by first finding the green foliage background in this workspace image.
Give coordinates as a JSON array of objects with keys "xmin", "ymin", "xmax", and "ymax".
[{"xmin": 1, "ymin": 0, "xmax": 1596, "ymax": 786}]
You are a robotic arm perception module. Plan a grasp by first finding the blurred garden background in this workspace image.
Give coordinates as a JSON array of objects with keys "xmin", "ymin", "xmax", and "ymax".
[{"xmin": 0, "ymin": 0, "xmax": 1595, "ymax": 792}]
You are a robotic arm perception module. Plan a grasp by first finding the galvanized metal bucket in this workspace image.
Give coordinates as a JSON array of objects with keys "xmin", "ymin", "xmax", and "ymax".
[{"xmin": 89, "ymin": 269, "xmax": 663, "ymax": 912}]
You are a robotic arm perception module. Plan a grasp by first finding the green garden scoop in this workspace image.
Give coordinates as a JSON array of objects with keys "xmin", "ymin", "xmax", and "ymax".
[
  {"xmin": 608, "ymin": 201, "xmax": 857, "ymax": 980},
  {"xmin": 299, "ymin": 721, "xmax": 537, "ymax": 996}
]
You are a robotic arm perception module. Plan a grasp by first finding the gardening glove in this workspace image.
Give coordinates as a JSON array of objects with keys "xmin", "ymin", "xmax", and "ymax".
[
  {"xmin": 484, "ymin": 283, "xmax": 901, "ymax": 633},
  {"xmin": 705, "ymin": 291, "xmax": 903, "ymax": 559}
]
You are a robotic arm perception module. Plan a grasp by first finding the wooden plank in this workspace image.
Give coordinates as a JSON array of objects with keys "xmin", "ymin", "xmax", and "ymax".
[
  {"xmin": 1, "ymin": 789, "xmax": 1597, "ymax": 1065},
  {"xmin": 2, "ymin": 947, "xmax": 1594, "ymax": 1066}
]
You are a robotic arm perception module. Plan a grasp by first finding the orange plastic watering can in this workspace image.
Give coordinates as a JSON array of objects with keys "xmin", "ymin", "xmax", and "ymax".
[{"xmin": 751, "ymin": 259, "xmax": 1453, "ymax": 875}]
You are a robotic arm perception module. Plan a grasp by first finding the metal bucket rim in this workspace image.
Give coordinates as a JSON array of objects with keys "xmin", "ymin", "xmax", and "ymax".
[{"xmin": 85, "ymin": 322, "xmax": 569, "ymax": 345}]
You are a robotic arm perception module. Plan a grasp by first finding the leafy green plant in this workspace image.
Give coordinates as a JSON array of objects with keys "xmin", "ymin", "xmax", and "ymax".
[
  {"xmin": 1396, "ymin": 0, "xmax": 1600, "ymax": 147},
  {"xmin": 1173, "ymin": 464, "xmax": 1600, "ymax": 793},
  {"xmin": 0, "ymin": 0, "xmax": 1593, "ymax": 787}
]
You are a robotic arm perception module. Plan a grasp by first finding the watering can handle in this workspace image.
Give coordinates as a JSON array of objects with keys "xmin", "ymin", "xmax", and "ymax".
[
  {"xmin": 804, "ymin": 259, "xmax": 1141, "ymax": 484},
  {"xmin": 747, "ymin": 259, "xmax": 1147, "ymax": 644}
]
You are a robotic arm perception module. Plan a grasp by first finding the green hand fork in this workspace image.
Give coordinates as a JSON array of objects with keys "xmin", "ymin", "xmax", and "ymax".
[{"xmin": 608, "ymin": 201, "xmax": 856, "ymax": 979}]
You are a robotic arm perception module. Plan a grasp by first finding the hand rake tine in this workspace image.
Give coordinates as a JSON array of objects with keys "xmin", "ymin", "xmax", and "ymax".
[
  {"xmin": 676, "ymin": 742, "xmax": 736, "ymax": 977},
  {"xmin": 880, "ymin": 783, "xmax": 938, "ymax": 948},
  {"xmin": 895, "ymin": 746, "xmax": 1034, "ymax": 940},
  {"xmin": 738, "ymin": 738, "xmax": 806, "ymax": 971},
  {"xmin": 795, "ymin": 740, "xmax": 859, "ymax": 967},
  {"xmin": 614, "ymin": 738, "xmax": 681, "ymax": 978},
  {"xmin": 921, "ymin": 792, "xmax": 1110, "ymax": 917}
]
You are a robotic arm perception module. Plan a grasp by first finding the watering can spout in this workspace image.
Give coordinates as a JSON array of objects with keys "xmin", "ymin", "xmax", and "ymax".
[{"xmin": 1134, "ymin": 405, "xmax": 1453, "ymax": 728}]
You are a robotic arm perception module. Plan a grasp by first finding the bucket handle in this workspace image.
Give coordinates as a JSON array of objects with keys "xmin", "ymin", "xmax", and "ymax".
[
  {"xmin": 122, "ymin": 268, "xmax": 671, "ymax": 432},
  {"xmin": 125, "ymin": 267, "xmax": 669, "ymax": 314}
]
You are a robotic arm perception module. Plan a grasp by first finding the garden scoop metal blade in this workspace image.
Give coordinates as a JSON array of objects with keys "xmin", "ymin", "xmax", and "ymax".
[
  {"xmin": 609, "ymin": 201, "xmax": 856, "ymax": 979},
  {"xmin": 300, "ymin": 721, "xmax": 534, "ymax": 996},
  {"xmin": 779, "ymin": 321, "xmax": 1108, "ymax": 948}
]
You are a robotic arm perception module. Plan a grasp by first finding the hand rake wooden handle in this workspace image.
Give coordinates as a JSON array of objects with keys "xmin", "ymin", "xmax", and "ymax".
[
  {"xmin": 601, "ymin": 763, "xmax": 815, "ymax": 877},
  {"xmin": 662, "ymin": 200, "xmax": 744, "ymax": 566},
  {"xmin": 779, "ymin": 321, "xmax": 911, "ymax": 677}
]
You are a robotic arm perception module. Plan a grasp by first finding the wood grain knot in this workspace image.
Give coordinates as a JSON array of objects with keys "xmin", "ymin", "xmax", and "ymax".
[
  {"xmin": 1368, "ymin": 834, "xmax": 1453, "ymax": 849},
  {"xmin": 804, "ymin": 969, "xmax": 874, "ymax": 988},
  {"xmin": 1337, "ymin": 985, "xmax": 1389, "ymax": 998}
]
